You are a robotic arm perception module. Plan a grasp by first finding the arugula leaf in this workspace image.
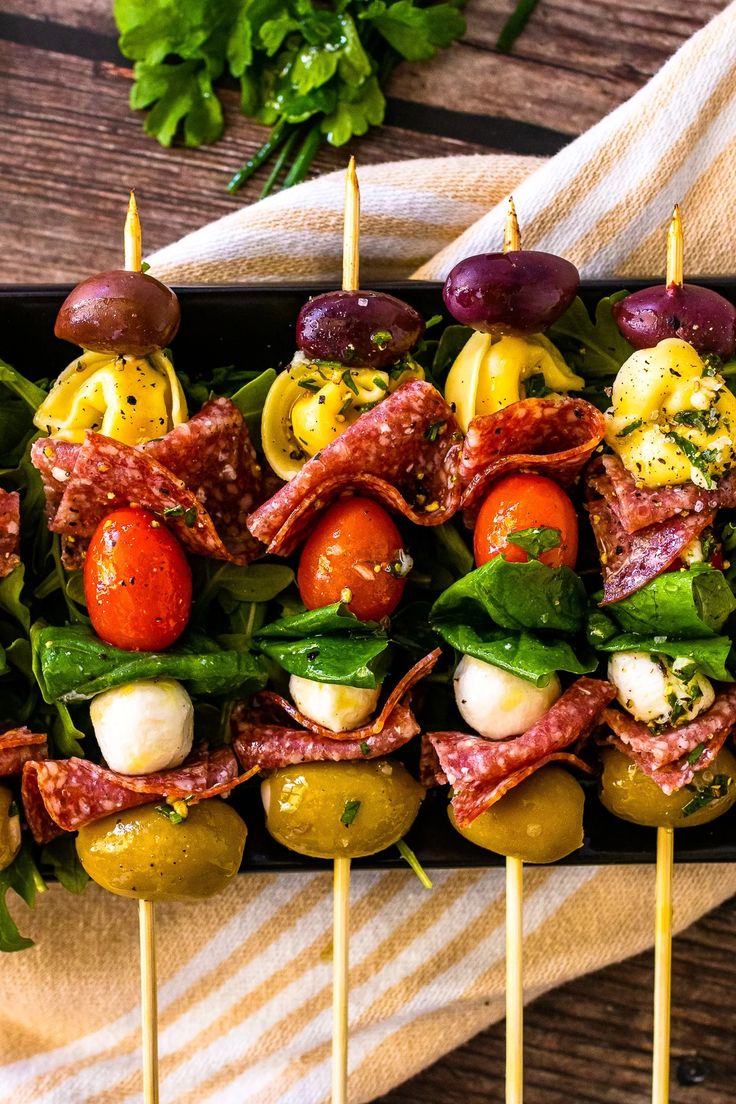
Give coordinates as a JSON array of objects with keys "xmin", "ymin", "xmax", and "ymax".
[
  {"xmin": 32, "ymin": 623, "xmax": 266, "ymax": 703},
  {"xmin": 549, "ymin": 293, "xmax": 634, "ymax": 379},
  {"xmin": 230, "ymin": 369, "xmax": 277, "ymax": 441},
  {"xmin": 0, "ymin": 844, "xmax": 46, "ymax": 953},
  {"xmin": 430, "ymin": 324, "xmax": 473, "ymax": 385},
  {"xmin": 0, "ymin": 358, "xmax": 48, "ymax": 412},
  {"xmin": 604, "ymin": 566, "xmax": 736, "ymax": 639},
  {"xmin": 256, "ymin": 602, "xmax": 381, "ymax": 640},
  {"xmin": 0, "ymin": 567, "xmax": 30, "ymax": 633},
  {"xmin": 41, "ymin": 836, "xmax": 89, "ymax": 894}
]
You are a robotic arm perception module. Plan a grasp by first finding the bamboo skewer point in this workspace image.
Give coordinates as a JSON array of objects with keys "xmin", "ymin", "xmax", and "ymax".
[
  {"xmin": 504, "ymin": 196, "xmax": 522, "ymax": 254},
  {"xmin": 666, "ymin": 204, "xmax": 683, "ymax": 288},
  {"xmin": 124, "ymin": 191, "xmax": 160, "ymax": 1104}
]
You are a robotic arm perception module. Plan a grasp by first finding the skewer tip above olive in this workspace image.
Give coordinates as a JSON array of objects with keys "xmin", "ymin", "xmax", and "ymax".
[
  {"xmin": 611, "ymin": 284, "xmax": 736, "ymax": 358},
  {"xmin": 296, "ymin": 290, "xmax": 425, "ymax": 368},
  {"xmin": 442, "ymin": 251, "xmax": 580, "ymax": 333},
  {"xmin": 54, "ymin": 269, "xmax": 181, "ymax": 356}
]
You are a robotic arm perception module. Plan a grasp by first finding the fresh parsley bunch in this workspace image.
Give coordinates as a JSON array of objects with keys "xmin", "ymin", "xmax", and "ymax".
[{"xmin": 114, "ymin": 0, "xmax": 466, "ymax": 195}]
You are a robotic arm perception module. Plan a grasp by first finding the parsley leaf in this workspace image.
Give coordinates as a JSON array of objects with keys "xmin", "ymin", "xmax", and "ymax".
[
  {"xmin": 115, "ymin": 0, "xmax": 465, "ymax": 193},
  {"xmin": 340, "ymin": 799, "xmax": 361, "ymax": 827}
]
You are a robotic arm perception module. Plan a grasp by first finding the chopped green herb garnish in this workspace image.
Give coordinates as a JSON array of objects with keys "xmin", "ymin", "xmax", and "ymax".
[
  {"xmin": 396, "ymin": 838, "xmax": 432, "ymax": 889},
  {"xmin": 155, "ymin": 803, "xmax": 186, "ymax": 825},
  {"xmin": 359, "ymin": 741, "xmax": 371, "ymax": 756},
  {"xmin": 140, "ymin": 261, "xmax": 151, "ymax": 273},
  {"xmin": 163, "ymin": 505, "xmax": 198, "ymax": 527},
  {"xmin": 338, "ymin": 395, "xmax": 353, "ymax": 417},
  {"xmin": 340, "ymin": 799, "xmax": 361, "ymax": 827},
  {"xmin": 616, "ymin": 418, "xmax": 643, "ymax": 438},
  {"xmin": 341, "ymin": 370, "xmax": 359, "ymax": 396},
  {"xmin": 682, "ymin": 773, "xmax": 731, "ymax": 817},
  {"xmin": 424, "ymin": 419, "xmax": 446, "ymax": 442},
  {"xmin": 370, "ymin": 331, "xmax": 392, "ymax": 349},
  {"xmin": 673, "ymin": 407, "xmax": 720, "ymax": 434},
  {"xmin": 297, "ymin": 378, "xmax": 321, "ymax": 392},
  {"xmin": 664, "ymin": 432, "xmax": 717, "ymax": 488},
  {"xmin": 7, "ymin": 802, "xmax": 18, "ymax": 818},
  {"xmin": 425, "ymin": 314, "xmax": 443, "ymax": 330},
  {"xmin": 372, "ymin": 376, "xmax": 389, "ymax": 391},
  {"xmin": 687, "ymin": 743, "xmax": 706, "ymax": 766}
]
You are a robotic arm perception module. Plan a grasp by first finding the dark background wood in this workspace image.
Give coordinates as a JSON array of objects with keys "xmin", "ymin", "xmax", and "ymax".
[{"xmin": 2, "ymin": 1, "xmax": 735, "ymax": 1100}]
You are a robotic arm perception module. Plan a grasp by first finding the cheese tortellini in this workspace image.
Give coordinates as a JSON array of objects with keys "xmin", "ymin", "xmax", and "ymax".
[
  {"xmin": 261, "ymin": 353, "xmax": 423, "ymax": 481},
  {"xmin": 606, "ymin": 338, "xmax": 736, "ymax": 488},
  {"xmin": 444, "ymin": 332, "xmax": 583, "ymax": 433},
  {"xmin": 34, "ymin": 349, "xmax": 187, "ymax": 446}
]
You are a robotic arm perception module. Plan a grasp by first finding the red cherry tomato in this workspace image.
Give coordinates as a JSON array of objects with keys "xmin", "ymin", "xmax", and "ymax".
[
  {"xmin": 297, "ymin": 498, "xmax": 408, "ymax": 621},
  {"xmin": 84, "ymin": 507, "xmax": 192, "ymax": 651},
  {"xmin": 473, "ymin": 473, "xmax": 578, "ymax": 568}
]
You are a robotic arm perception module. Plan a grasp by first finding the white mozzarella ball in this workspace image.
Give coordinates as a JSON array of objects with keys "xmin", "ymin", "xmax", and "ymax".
[
  {"xmin": 607, "ymin": 652, "xmax": 714, "ymax": 727},
  {"xmin": 289, "ymin": 675, "xmax": 380, "ymax": 733},
  {"xmin": 90, "ymin": 678, "xmax": 194, "ymax": 775},
  {"xmin": 453, "ymin": 655, "xmax": 561, "ymax": 740}
]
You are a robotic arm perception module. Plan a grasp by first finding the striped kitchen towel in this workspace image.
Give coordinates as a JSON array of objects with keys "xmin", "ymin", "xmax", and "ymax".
[{"xmin": 3, "ymin": 3, "xmax": 736, "ymax": 1102}]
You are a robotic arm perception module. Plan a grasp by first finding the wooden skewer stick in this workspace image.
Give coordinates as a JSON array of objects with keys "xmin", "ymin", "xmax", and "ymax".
[
  {"xmin": 124, "ymin": 190, "xmax": 160, "ymax": 1104},
  {"xmin": 652, "ymin": 826, "xmax": 674, "ymax": 1104},
  {"xmin": 332, "ymin": 855, "xmax": 351, "ymax": 1104},
  {"xmin": 666, "ymin": 204, "xmax": 683, "ymax": 288},
  {"xmin": 330, "ymin": 157, "xmax": 360, "ymax": 1104},
  {"xmin": 650, "ymin": 203, "xmax": 682, "ymax": 1104},
  {"xmin": 502, "ymin": 194, "xmax": 524, "ymax": 1104},
  {"xmin": 139, "ymin": 899, "xmax": 160, "ymax": 1104}
]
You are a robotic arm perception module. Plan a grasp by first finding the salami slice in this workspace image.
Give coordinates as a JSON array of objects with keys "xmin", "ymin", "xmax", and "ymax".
[
  {"xmin": 31, "ymin": 399, "xmax": 262, "ymax": 567},
  {"xmin": 232, "ymin": 700, "xmax": 420, "ymax": 771},
  {"xmin": 418, "ymin": 733, "xmax": 446, "ymax": 788},
  {"xmin": 450, "ymin": 752, "xmax": 593, "ymax": 828},
  {"xmin": 0, "ymin": 489, "xmax": 20, "ymax": 578},
  {"xmin": 586, "ymin": 464, "xmax": 714, "ymax": 604},
  {"xmin": 0, "ymin": 728, "xmax": 48, "ymax": 776},
  {"xmin": 428, "ymin": 677, "xmax": 614, "ymax": 826},
  {"xmin": 21, "ymin": 745, "xmax": 245, "ymax": 843},
  {"xmin": 254, "ymin": 649, "xmax": 440, "ymax": 742},
  {"xmin": 459, "ymin": 397, "xmax": 605, "ymax": 522},
  {"xmin": 602, "ymin": 688, "xmax": 736, "ymax": 794},
  {"xmin": 600, "ymin": 454, "xmax": 734, "ymax": 533},
  {"xmin": 247, "ymin": 380, "xmax": 463, "ymax": 555}
]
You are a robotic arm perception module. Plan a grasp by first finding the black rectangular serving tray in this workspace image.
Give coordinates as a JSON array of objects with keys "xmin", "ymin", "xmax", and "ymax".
[{"xmin": 2, "ymin": 279, "xmax": 736, "ymax": 872}]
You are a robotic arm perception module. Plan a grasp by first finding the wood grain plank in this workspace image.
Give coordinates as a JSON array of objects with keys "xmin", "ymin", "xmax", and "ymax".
[{"xmin": 378, "ymin": 897, "xmax": 736, "ymax": 1103}]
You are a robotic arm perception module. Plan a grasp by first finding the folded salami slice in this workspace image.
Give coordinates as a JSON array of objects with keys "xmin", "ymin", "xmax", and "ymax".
[
  {"xmin": 22, "ymin": 745, "xmax": 245, "ymax": 843},
  {"xmin": 602, "ymin": 687, "xmax": 736, "ymax": 794},
  {"xmin": 232, "ymin": 700, "xmax": 420, "ymax": 771},
  {"xmin": 31, "ymin": 399, "xmax": 262, "ymax": 567},
  {"xmin": 460, "ymin": 397, "xmax": 605, "ymax": 522},
  {"xmin": 0, "ymin": 489, "xmax": 20, "ymax": 578},
  {"xmin": 254, "ymin": 649, "xmax": 440, "ymax": 742},
  {"xmin": 586, "ymin": 464, "xmax": 714, "ymax": 604},
  {"xmin": 428, "ymin": 677, "xmax": 614, "ymax": 826},
  {"xmin": 0, "ymin": 728, "xmax": 48, "ymax": 776},
  {"xmin": 600, "ymin": 454, "xmax": 735, "ymax": 533},
  {"xmin": 247, "ymin": 380, "xmax": 463, "ymax": 554},
  {"xmin": 449, "ymin": 752, "xmax": 594, "ymax": 828}
]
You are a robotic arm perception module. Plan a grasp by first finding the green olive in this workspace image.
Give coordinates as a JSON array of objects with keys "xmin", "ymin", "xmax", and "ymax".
[
  {"xmin": 599, "ymin": 745, "xmax": 736, "ymax": 829},
  {"xmin": 449, "ymin": 766, "xmax": 585, "ymax": 864},
  {"xmin": 75, "ymin": 798, "xmax": 247, "ymax": 901},
  {"xmin": 262, "ymin": 760, "xmax": 424, "ymax": 859},
  {"xmin": 0, "ymin": 785, "xmax": 21, "ymax": 872}
]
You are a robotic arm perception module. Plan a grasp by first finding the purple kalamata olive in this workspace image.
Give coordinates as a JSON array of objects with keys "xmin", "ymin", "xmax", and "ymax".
[
  {"xmin": 296, "ymin": 290, "xmax": 425, "ymax": 369},
  {"xmin": 443, "ymin": 251, "xmax": 580, "ymax": 334},
  {"xmin": 55, "ymin": 270, "xmax": 181, "ymax": 356},
  {"xmin": 612, "ymin": 284, "xmax": 736, "ymax": 359}
]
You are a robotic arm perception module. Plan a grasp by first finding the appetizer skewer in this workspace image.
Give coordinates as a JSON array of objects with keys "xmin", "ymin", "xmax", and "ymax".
[{"xmin": 594, "ymin": 206, "xmax": 736, "ymax": 1104}]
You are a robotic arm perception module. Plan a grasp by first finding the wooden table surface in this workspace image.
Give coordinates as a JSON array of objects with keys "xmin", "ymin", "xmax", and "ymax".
[{"xmin": 2, "ymin": 1, "xmax": 736, "ymax": 1101}]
